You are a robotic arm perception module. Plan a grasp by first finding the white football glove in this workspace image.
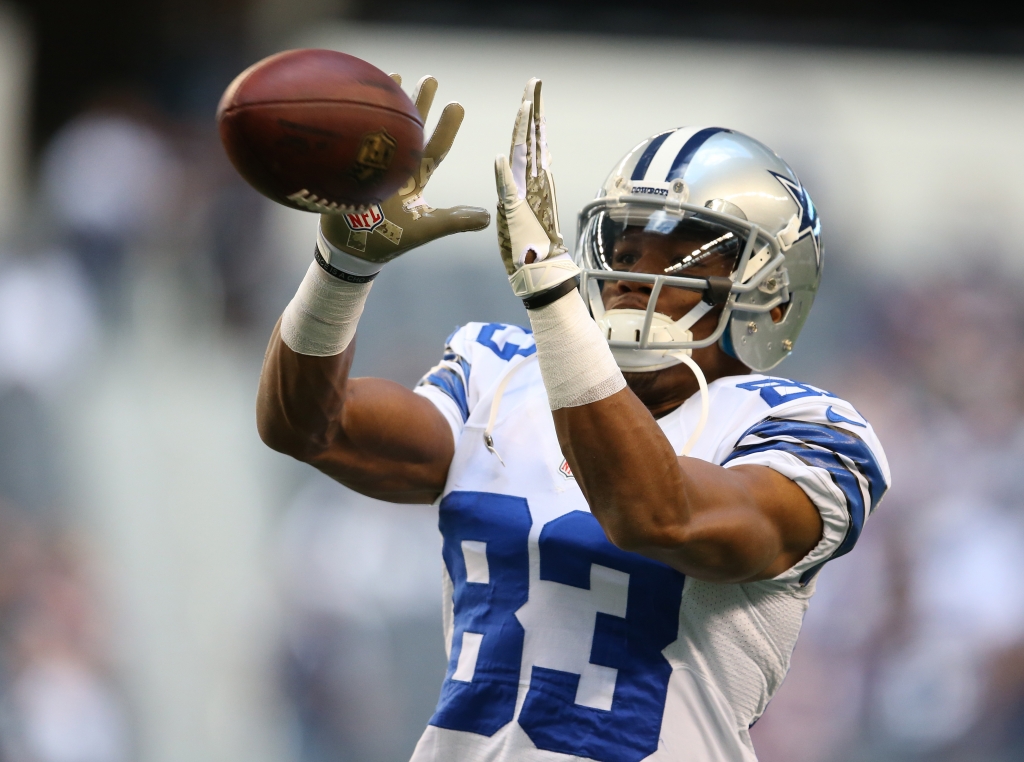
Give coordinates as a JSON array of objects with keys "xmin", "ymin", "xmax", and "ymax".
[{"xmin": 495, "ymin": 79, "xmax": 579, "ymax": 306}]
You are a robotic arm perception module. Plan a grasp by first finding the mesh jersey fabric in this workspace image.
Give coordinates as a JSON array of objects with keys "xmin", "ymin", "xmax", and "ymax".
[{"xmin": 412, "ymin": 322, "xmax": 890, "ymax": 762}]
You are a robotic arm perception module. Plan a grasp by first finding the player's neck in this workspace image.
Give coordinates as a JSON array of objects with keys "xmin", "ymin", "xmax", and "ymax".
[{"xmin": 624, "ymin": 348, "xmax": 749, "ymax": 419}]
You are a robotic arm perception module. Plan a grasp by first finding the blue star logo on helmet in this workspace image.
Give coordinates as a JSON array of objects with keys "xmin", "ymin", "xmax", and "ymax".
[{"xmin": 769, "ymin": 171, "xmax": 822, "ymax": 270}]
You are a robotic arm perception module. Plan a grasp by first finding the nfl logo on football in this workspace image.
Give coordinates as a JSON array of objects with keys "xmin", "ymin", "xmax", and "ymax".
[{"xmin": 353, "ymin": 128, "xmax": 397, "ymax": 183}]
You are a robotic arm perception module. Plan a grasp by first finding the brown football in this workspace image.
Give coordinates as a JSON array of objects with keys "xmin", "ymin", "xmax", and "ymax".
[{"xmin": 217, "ymin": 49, "xmax": 423, "ymax": 212}]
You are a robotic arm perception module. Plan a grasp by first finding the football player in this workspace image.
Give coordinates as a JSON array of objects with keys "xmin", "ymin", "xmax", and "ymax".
[{"xmin": 257, "ymin": 75, "xmax": 890, "ymax": 762}]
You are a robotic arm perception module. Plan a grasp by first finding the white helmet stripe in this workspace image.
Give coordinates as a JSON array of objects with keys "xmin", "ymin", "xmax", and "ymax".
[
  {"xmin": 665, "ymin": 127, "xmax": 730, "ymax": 181},
  {"xmin": 640, "ymin": 126, "xmax": 707, "ymax": 184}
]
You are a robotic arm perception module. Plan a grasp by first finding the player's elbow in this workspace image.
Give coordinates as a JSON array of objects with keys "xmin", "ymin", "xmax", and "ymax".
[
  {"xmin": 602, "ymin": 517, "xmax": 773, "ymax": 583},
  {"xmin": 600, "ymin": 514, "xmax": 687, "ymax": 555},
  {"xmin": 256, "ymin": 411, "xmax": 295, "ymax": 457},
  {"xmin": 256, "ymin": 404, "xmax": 327, "ymax": 463},
  {"xmin": 255, "ymin": 374, "xmax": 334, "ymax": 462},
  {"xmin": 256, "ymin": 410, "xmax": 289, "ymax": 454}
]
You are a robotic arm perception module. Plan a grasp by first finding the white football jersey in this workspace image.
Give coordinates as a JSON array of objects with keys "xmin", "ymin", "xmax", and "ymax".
[{"xmin": 412, "ymin": 322, "xmax": 890, "ymax": 762}]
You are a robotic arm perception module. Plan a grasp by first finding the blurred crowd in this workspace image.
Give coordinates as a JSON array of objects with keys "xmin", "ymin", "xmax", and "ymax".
[
  {"xmin": 0, "ymin": 506, "xmax": 126, "ymax": 762},
  {"xmin": 752, "ymin": 276, "xmax": 1024, "ymax": 761},
  {"xmin": 0, "ymin": 92, "xmax": 283, "ymax": 762},
  {"xmin": 3, "ymin": 46, "xmax": 1024, "ymax": 762}
]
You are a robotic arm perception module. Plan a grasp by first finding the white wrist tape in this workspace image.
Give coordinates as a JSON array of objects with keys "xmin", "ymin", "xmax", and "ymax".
[
  {"xmin": 280, "ymin": 261, "xmax": 371, "ymax": 356},
  {"xmin": 528, "ymin": 289, "xmax": 626, "ymax": 409},
  {"xmin": 314, "ymin": 224, "xmax": 384, "ymax": 279},
  {"xmin": 279, "ymin": 227, "xmax": 382, "ymax": 357}
]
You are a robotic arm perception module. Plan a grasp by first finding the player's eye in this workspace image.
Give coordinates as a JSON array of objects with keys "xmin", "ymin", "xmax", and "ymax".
[{"xmin": 612, "ymin": 250, "xmax": 640, "ymax": 269}]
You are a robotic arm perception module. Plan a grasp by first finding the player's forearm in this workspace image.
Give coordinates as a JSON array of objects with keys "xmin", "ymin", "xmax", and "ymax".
[
  {"xmin": 303, "ymin": 382, "xmax": 455, "ymax": 502},
  {"xmin": 256, "ymin": 319, "xmax": 356, "ymax": 460},
  {"xmin": 256, "ymin": 222, "xmax": 380, "ymax": 459},
  {"xmin": 554, "ymin": 391, "xmax": 783, "ymax": 582},
  {"xmin": 553, "ymin": 390, "xmax": 684, "ymax": 540}
]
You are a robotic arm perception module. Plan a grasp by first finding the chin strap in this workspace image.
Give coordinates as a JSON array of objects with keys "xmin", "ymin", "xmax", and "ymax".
[
  {"xmin": 483, "ymin": 354, "xmax": 538, "ymax": 466},
  {"xmin": 673, "ymin": 300, "xmax": 712, "ymax": 333},
  {"xmin": 670, "ymin": 352, "xmax": 709, "ymax": 457}
]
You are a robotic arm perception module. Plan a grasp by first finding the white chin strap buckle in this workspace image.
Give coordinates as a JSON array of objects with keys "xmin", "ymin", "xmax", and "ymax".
[
  {"xmin": 598, "ymin": 305, "xmax": 707, "ymax": 344},
  {"xmin": 597, "ymin": 301, "xmax": 711, "ymax": 363},
  {"xmin": 596, "ymin": 305, "xmax": 711, "ymax": 456}
]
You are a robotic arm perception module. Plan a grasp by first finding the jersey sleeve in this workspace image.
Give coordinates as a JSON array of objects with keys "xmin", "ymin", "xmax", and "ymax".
[
  {"xmin": 413, "ymin": 323, "xmax": 537, "ymax": 445},
  {"xmin": 414, "ymin": 326, "xmax": 474, "ymax": 446},
  {"xmin": 720, "ymin": 398, "xmax": 891, "ymax": 585}
]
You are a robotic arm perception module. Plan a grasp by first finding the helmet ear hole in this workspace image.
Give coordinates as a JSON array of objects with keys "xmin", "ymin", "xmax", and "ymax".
[{"xmin": 771, "ymin": 300, "xmax": 791, "ymax": 324}]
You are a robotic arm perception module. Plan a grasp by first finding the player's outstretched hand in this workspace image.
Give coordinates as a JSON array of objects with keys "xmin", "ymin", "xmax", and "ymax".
[
  {"xmin": 495, "ymin": 79, "xmax": 578, "ymax": 300},
  {"xmin": 321, "ymin": 74, "xmax": 490, "ymax": 264}
]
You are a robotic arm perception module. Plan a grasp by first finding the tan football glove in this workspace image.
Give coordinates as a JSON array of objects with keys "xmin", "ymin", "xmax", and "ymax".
[
  {"xmin": 495, "ymin": 79, "xmax": 578, "ymax": 301},
  {"xmin": 320, "ymin": 75, "xmax": 490, "ymax": 264}
]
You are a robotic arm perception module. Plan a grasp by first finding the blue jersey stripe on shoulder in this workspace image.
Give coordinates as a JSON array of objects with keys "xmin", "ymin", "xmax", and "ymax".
[
  {"xmin": 423, "ymin": 368, "xmax": 470, "ymax": 422},
  {"xmin": 730, "ymin": 419, "xmax": 885, "ymax": 510},
  {"xmin": 724, "ymin": 418, "xmax": 887, "ymax": 583},
  {"xmin": 442, "ymin": 351, "xmax": 472, "ymax": 387}
]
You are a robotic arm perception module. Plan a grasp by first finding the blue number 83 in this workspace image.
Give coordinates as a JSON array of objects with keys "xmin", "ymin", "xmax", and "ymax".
[{"xmin": 431, "ymin": 491, "xmax": 686, "ymax": 762}]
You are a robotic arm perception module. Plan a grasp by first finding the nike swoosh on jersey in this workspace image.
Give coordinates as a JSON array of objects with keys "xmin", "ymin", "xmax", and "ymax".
[{"xmin": 826, "ymin": 406, "xmax": 866, "ymax": 427}]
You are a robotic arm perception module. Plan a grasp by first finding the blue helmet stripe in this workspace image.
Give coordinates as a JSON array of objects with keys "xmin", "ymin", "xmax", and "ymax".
[
  {"xmin": 629, "ymin": 130, "xmax": 674, "ymax": 181},
  {"xmin": 664, "ymin": 127, "xmax": 729, "ymax": 182}
]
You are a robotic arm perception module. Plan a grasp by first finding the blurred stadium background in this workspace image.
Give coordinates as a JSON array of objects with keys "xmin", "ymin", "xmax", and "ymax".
[{"xmin": 1, "ymin": 2, "xmax": 1024, "ymax": 761}]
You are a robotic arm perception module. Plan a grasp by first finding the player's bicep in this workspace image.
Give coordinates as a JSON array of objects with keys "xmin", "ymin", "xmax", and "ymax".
[
  {"xmin": 310, "ymin": 377, "xmax": 455, "ymax": 503},
  {"xmin": 644, "ymin": 457, "xmax": 820, "ymax": 583},
  {"xmin": 721, "ymin": 416, "xmax": 889, "ymax": 583},
  {"xmin": 721, "ymin": 463, "xmax": 823, "ymax": 581},
  {"xmin": 341, "ymin": 378, "xmax": 456, "ymax": 461}
]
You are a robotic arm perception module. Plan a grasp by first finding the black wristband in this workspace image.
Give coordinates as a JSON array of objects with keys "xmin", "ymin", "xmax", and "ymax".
[
  {"xmin": 522, "ymin": 277, "xmax": 581, "ymax": 310},
  {"xmin": 314, "ymin": 244, "xmax": 380, "ymax": 284}
]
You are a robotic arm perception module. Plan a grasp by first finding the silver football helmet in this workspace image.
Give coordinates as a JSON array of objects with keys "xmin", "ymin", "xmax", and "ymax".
[{"xmin": 576, "ymin": 127, "xmax": 822, "ymax": 373}]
